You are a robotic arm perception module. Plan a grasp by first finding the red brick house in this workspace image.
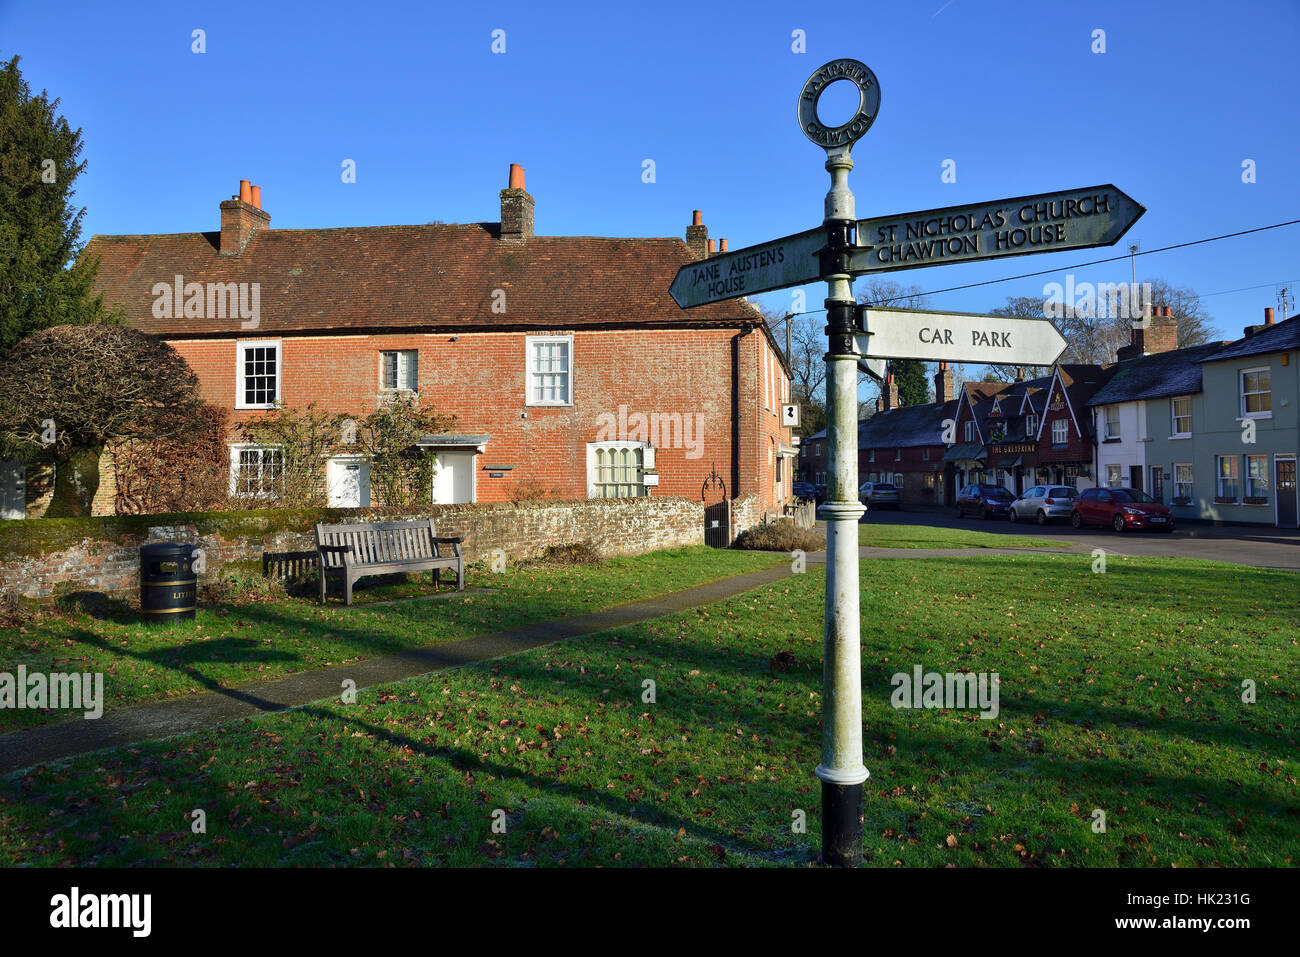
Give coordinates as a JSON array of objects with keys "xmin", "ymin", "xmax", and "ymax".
[
  {"xmin": 858, "ymin": 365, "xmax": 959, "ymax": 505},
  {"xmin": 82, "ymin": 167, "xmax": 795, "ymax": 515}
]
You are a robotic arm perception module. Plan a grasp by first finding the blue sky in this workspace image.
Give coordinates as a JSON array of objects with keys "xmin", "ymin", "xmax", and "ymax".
[{"xmin": 4, "ymin": 0, "xmax": 1298, "ymax": 349}]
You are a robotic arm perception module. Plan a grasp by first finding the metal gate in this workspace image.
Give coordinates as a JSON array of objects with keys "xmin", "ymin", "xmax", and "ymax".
[{"xmin": 702, "ymin": 465, "xmax": 730, "ymax": 547}]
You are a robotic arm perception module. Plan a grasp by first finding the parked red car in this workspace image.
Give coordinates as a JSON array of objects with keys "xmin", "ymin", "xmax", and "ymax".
[{"xmin": 1070, "ymin": 487, "xmax": 1175, "ymax": 532}]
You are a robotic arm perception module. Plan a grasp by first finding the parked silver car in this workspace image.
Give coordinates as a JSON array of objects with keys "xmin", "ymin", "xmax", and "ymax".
[
  {"xmin": 1009, "ymin": 485, "xmax": 1077, "ymax": 524},
  {"xmin": 859, "ymin": 481, "xmax": 901, "ymax": 509}
]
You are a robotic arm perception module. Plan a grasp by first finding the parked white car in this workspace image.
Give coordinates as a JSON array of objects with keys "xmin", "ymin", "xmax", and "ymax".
[
  {"xmin": 1009, "ymin": 485, "xmax": 1078, "ymax": 524},
  {"xmin": 859, "ymin": 481, "xmax": 901, "ymax": 509}
]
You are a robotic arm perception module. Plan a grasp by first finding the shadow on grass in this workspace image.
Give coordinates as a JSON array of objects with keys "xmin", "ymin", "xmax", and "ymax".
[
  {"xmin": 54, "ymin": 591, "xmax": 136, "ymax": 624},
  {"xmin": 2, "ymin": 607, "xmax": 1294, "ymax": 865},
  {"xmin": 4, "ymin": 554, "xmax": 1294, "ymax": 865}
]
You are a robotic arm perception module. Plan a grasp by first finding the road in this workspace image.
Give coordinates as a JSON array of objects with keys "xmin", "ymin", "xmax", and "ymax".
[{"xmin": 856, "ymin": 506, "xmax": 1300, "ymax": 572}]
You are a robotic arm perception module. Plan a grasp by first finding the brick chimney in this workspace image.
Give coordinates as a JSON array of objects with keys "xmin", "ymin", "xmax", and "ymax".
[
  {"xmin": 219, "ymin": 179, "xmax": 270, "ymax": 255},
  {"xmin": 934, "ymin": 361, "xmax": 954, "ymax": 404},
  {"xmin": 1117, "ymin": 305, "xmax": 1178, "ymax": 360},
  {"xmin": 882, "ymin": 373, "xmax": 899, "ymax": 411},
  {"xmin": 499, "ymin": 164, "xmax": 534, "ymax": 242},
  {"xmin": 686, "ymin": 210, "xmax": 709, "ymax": 258},
  {"xmin": 1243, "ymin": 306, "xmax": 1277, "ymax": 339}
]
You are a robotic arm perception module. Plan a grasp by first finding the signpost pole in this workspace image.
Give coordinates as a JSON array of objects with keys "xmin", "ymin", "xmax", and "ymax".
[
  {"xmin": 816, "ymin": 147, "xmax": 869, "ymax": 867},
  {"xmin": 667, "ymin": 56, "xmax": 1140, "ymax": 869}
]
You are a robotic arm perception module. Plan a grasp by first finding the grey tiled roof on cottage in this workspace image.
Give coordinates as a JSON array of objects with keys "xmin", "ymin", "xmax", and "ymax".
[
  {"xmin": 1086, "ymin": 342, "xmax": 1230, "ymax": 406},
  {"xmin": 858, "ymin": 401, "xmax": 958, "ymax": 448},
  {"xmin": 1198, "ymin": 315, "xmax": 1300, "ymax": 363}
]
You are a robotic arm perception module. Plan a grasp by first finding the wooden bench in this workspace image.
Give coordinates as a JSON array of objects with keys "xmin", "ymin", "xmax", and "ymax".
[{"xmin": 314, "ymin": 519, "xmax": 464, "ymax": 605}]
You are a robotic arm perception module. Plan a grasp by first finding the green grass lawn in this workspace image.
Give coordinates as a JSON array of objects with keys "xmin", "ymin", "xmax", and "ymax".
[
  {"xmin": 1, "ymin": 551, "xmax": 1293, "ymax": 867},
  {"xmin": 859, "ymin": 522, "xmax": 1069, "ymax": 550},
  {"xmin": 0, "ymin": 546, "xmax": 785, "ymax": 731}
]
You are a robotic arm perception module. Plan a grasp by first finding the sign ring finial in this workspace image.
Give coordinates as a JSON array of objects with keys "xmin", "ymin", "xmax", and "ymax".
[{"xmin": 797, "ymin": 58, "xmax": 880, "ymax": 154}]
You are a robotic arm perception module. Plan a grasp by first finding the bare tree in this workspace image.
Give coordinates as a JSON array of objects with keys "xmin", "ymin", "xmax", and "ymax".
[
  {"xmin": 0, "ymin": 325, "xmax": 205, "ymax": 515},
  {"xmin": 856, "ymin": 279, "xmax": 928, "ymax": 309},
  {"xmin": 764, "ymin": 307, "xmax": 827, "ymax": 434}
]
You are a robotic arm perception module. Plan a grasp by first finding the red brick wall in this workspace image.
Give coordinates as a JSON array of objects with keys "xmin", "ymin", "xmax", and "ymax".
[
  {"xmin": 166, "ymin": 327, "xmax": 788, "ymax": 511},
  {"xmin": 1036, "ymin": 378, "xmax": 1090, "ymax": 466},
  {"xmin": 740, "ymin": 331, "xmax": 793, "ymax": 514}
]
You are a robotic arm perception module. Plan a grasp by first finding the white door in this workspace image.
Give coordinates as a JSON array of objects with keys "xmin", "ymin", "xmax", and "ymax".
[
  {"xmin": 0, "ymin": 460, "xmax": 25, "ymax": 520},
  {"xmin": 327, "ymin": 459, "xmax": 370, "ymax": 508},
  {"xmin": 432, "ymin": 451, "xmax": 475, "ymax": 504}
]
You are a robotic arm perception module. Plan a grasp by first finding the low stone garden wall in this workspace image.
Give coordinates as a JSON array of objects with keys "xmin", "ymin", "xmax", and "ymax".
[{"xmin": 0, "ymin": 495, "xmax": 753, "ymax": 601}]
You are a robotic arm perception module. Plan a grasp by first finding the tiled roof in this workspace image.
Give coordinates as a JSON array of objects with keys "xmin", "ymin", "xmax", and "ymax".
[
  {"xmin": 942, "ymin": 442, "xmax": 986, "ymax": 463},
  {"xmin": 1086, "ymin": 342, "xmax": 1229, "ymax": 406},
  {"xmin": 85, "ymin": 223, "xmax": 765, "ymax": 337},
  {"xmin": 1198, "ymin": 315, "xmax": 1300, "ymax": 362},
  {"xmin": 858, "ymin": 400, "xmax": 958, "ymax": 448},
  {"xmin": 965, "ymin": 375, "xmax": 1054, "ymax": 442}
]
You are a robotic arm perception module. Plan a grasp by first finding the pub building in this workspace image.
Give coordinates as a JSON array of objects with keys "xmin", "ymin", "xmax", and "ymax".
[
  {"xmin": 1031, "ymin": 364, "xmax": 1115, "ymax": 490},
  {"xmin": 947, "ymin": 376, "xmax": 1049, "ymax": 496}
]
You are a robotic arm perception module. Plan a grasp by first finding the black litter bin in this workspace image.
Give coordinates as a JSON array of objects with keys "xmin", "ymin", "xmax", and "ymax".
[{"xmin": 140, "ymin": 542, "xmax": 197, "ymax": 623}]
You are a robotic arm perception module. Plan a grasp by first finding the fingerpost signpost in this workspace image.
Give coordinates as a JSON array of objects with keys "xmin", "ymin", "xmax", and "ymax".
[{"xmin": 669, "ymin": 58, "xmax": 1144, "ymax": 867}]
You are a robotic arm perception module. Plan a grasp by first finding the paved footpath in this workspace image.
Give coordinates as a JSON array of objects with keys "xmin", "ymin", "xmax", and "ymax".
[{"xmin": 0, "ymin": 541, "xmax": 1120, "ymax": 773}]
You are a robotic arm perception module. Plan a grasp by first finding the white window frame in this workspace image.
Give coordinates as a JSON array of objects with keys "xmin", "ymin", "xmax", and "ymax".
[
  {"xmin": 964, "ymin": 420, "xmax": 975, "ymax": 443},
  {"xmin": 1215, "ymin": 454, "xmax": 1240, "ymax": 501},
  {"xmin": 586, "ymin": 441, "xmax": 648, "ymax": 499},
  {"xmin": 229, "ymin": 443, "xmax": 283, "ymax": 499},
  {"xmin": 759, "ymin": 351, "xmax": 769, "ymax": 410},
  {"xmin": 1240, "ymin": 366, "xmax": 1272, "ymax": 419},
  {"xmin": 1170, "ymin": 395, "xmax": 1192, "ymax": 437},
  {"xmin": 235, "ymin": 339, "xmax": 282, "ymax": 410},
  {"xmin": 1245, "ymin": 454, "xmax": 1269, "ymax": 501},
  {"xmin": 380, "ymin": 349, "xmax": 419, "ymax": 392},
  {"xmin": 1173, "ymin": 463, "xmax": 1193, "ymax": 501},
  {"xmin": 1106, "ymin": 464, "xmax": 1123, "ymax": 488},
  {"xmin": 1025, "ymin": 414, "xmax": 1037, "ymax": 437},
  {"xmin": 1104, "ymin": 405, "xmax": 1120, "ymax": 440},
  {"xmin": 894, "ymin": 447, "xmax": 901, "ymax": 461},
  {"xmin": 1051, "ymin": 419, "xmax": 1068, "ymax": 446},
  {"xmin": 526, "ymin": 335, "xmax": 573, "ymax": 407}
]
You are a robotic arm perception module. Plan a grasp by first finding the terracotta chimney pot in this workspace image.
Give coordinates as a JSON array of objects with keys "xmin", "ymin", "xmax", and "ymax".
[{"xmin": 239, "ymin": 180, "xmax": 252, "ymax": 204}]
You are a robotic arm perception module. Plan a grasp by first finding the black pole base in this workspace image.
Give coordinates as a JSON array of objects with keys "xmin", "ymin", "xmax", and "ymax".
[{"xmin": 820, "ymin": 781, "xmax": 863, "ymax": 867}]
